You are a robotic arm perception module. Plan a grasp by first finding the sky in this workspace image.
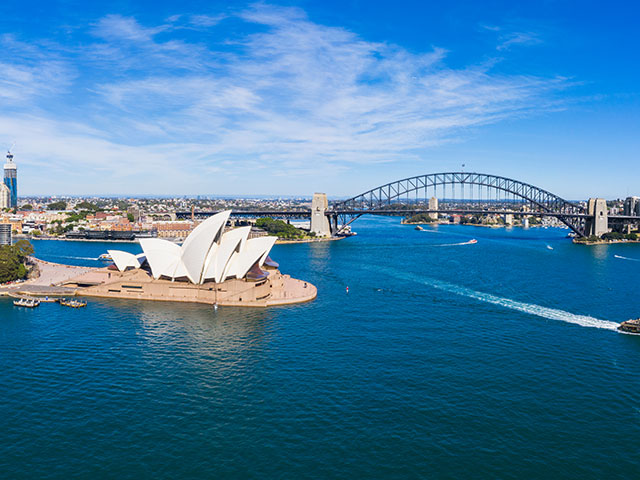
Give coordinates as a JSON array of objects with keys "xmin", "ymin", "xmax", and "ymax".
[{"xmin": 0, "ymin": 0, "xmax": 638, "ymax": 198}]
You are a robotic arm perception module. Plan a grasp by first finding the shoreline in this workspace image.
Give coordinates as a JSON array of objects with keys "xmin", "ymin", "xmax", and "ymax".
[
  {"xmin": 22, "ymin": 235, "xmax": 345, "ymax": 245},
  {"xmin": 1, "ymin": 257, "xmax": 316, "ymax": 307},
  {"xmin": 275, "ymin": 236, "xmax": 345, "ymax": 245},
  {"xmin": 401, "ymin": 221, "xmax": 550, "ymax": 229},
  {"xmin": 573, "ymin": 239, "xmax": 640, "ymax": 246}
]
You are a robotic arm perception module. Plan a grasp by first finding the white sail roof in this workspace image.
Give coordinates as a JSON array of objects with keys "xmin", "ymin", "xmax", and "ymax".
[
  {"xmin": 138, "ymin": 238, "xmax": 182, "ymax": 279},
  {"xmin": 203, "ymin": 225, "xmax": 251, "ymax": 283},
  {"xmin": 108, "ymin": 250, "xmax": 141, "ymax": 272},
  {"xmin": 115, "ymin": 211, "xmax": 277, "ymax": 284},
  {"xmin": 224, "ymin": 236, "xmax": 277, "ymax": 280},
  {"xmin": 180, "ymin": 210, "xmax": 230, "ymax": 284}
]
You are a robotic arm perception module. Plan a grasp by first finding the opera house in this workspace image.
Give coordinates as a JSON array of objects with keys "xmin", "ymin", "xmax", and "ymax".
[{"xmin": 62, "ymin": 211, "xmax": 316, "ymax": 306}]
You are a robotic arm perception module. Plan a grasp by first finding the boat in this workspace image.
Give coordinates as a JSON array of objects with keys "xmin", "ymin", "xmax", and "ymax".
[
  {"xmin": 618, "ymin": 319, "xmax": 640, "ymax": 334},
  {"xmin": 415, "ymin": 226, "xmax": 424, "ymax": 231},
  {"xmin": 60, "ymin": 299, "xmax": 87, "ymax": 308},
  {"xmin": 469, "ymin": 239, "xmax": 477, "ymax": 244},
  {"xmin": 546, "ymin": 245, "xmax": 554, "ymax": 250},
  {"xmin": 98, "ymin": 253, "xmax": 112, "ymax": 261},
  {"xmin": 38, "ymin": 296, "xmax": 58, "ymax": 303},
  {"xmin": 13, "ymin": 297, "xmax": 40, "ymax": 308}
]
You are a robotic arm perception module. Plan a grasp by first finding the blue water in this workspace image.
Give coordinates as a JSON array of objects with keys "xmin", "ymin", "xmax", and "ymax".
[{"xmin": 2, "ymin": 219, "xmax": 640, "ymax": 478}]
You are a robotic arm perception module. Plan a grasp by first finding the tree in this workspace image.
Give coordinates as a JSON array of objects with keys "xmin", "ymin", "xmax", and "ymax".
[
  {"xmin": 0, "ymin": 240, "xmax": 33, "ymax": 283},
  {"xmin": 47, "ymin": 201, "xmax": 67, "ymax": 211},
  {"xmin": 407, "ymin": 213, "xmax": 433, "ymax": 223},
  {"xmin": 22, "ymin": 204, "xmax": 33, "ymax": 211},
  {"xmin": 77, "ymin": 201, "xmax": 98, "ymax": 211},
  {"xmin": 127, "ymin": 213, "xmax": 135, "ymax": 222},
  {"xmin": 256, "ymin": 217, "xmax": 306, "ymax": 239},
  {"xmin": 14, "ymin": 239, "xmax": 34, "ymax": 260}
]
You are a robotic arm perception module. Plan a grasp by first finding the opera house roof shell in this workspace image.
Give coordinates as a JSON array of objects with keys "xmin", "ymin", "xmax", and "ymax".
[{"xmin": 108, "ymin": 210, "xmax": 277, "ymax": 284}]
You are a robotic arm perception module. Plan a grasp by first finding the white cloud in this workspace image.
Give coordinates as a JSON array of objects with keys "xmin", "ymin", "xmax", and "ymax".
[
  {"xmin": 0, "ymin": 4, "xmax": 567, "ymax": 195},
  {"xmin": 497, "ymin": 31, "xmax": 543, "ymax": 51}
]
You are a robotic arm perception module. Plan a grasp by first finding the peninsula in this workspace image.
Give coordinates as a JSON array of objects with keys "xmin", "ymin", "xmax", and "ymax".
[{"xmin": 2, "ymin": 210, "xmax": 316, "ymax": 307}]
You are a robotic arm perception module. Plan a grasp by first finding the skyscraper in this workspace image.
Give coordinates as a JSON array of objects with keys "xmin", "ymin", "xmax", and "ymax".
[
  {"xmin": 4, "ymin": 151, "xmax": 17, "ymax": 208},
  {"xmin": 0, "ymin": 183, "xmax": 10, "ymax": 209}
]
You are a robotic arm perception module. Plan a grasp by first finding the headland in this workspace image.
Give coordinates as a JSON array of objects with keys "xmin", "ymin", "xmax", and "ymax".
[{"xmin": 1, "ymin": 257, "xmax": 316, "ymax": 307}]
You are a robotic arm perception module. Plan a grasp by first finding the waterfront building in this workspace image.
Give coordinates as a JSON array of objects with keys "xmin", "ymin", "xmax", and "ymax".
[
  {"xmin": 0, "ymin": 223, "xmax": 11, "ymax": 245},
  {"xmin": 108, "ymin": 210, "xmax": 277, "ymax": 284},
  {"xmin": 0, "ymin": 183, "xmax": 9, "ymax": 209},
  {"xmin": 623, "ymin": 196, "xmax": 640, "ymax": 216},
  {"xmin": 3, "ymin": 151, "xmax": 17, "ymax": 208},
  {"xmin": 504, "ymin": 213, "xmax": 514, "ymax": 226},
  {"xmin": 428, "ymin": 196, "xmax": 438, "ymax": 220},
  {"xmin": 155, "ymin": 221, "xmax": 194, "ymax": 239},
  {"xmin": 57, "ymin": 209, "xmax": 314, "ymax": 307}
]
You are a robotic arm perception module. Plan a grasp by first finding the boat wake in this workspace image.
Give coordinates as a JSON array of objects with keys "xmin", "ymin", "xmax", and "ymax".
[
  {"xmin": 374, "ymin": 266, "xmax": 618, "ymax": 331},
  {"xmin": 430, "ymin": 239, "xmax": 477, "ymax": 247},
  {"xmin": 614, "ymin": 255, "xmax": 640, "ymax": 262},
  {"xmin": 51, "ymin": 255, "xmax": 101, "ymax": 261}
]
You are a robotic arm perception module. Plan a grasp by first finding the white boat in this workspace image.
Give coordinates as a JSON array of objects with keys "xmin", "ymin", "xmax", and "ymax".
[
  {"xmin": 13, "ymin": 297, "xmax": 40, "ymax": 308},
  {"xmin": 98, "ymin": 253, "xmax": 112, "ymax": 261}
]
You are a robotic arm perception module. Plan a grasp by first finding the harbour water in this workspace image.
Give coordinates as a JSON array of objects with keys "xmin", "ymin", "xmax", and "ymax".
[{"xmin": 2, "ymin": 217, "xmax": 640, "ymax": 478}]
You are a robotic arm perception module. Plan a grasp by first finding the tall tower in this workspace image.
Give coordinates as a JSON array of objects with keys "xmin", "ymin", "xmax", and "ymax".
[{"xmin": 4, "ymin": 151, "xmax": 17, "ymax": 208}]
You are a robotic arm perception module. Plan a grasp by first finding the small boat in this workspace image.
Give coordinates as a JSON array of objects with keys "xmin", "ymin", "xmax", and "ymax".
[
  {"xmin": 618, "ymin": 319, "xmax": 640, "ymax": 334},
  {"xmin": 60, "ymin": 299, "xmax": 87, "ymax": 308},
  {"xmin": 38, "ymin": 296, "xmax": 58, "ymax": 303},
  {"xmin": 98, "ymin": 253, "xmax": 112, "ymax": 261},
  {"xmin": 468, "ymin": 239, "xmax": 477, "ymax": 244},
  {"xmin": 546, "ymin": 245, "xmax": 554, "ymax": 250},
  {"xmin": 415, "ymin": 226, "xmax": 424, "ymax": 231},
  {"xmin": 13, "ymin": 297, "xmax": 40, "ymax": 308}
]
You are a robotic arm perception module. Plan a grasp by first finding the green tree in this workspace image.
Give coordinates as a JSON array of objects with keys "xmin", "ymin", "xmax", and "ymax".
[
  {"xmin": 14, "ymin": 239, "xmax": 34, "ymax": 260},
  {"xmin": 405, "ymin": 213, "xmax": 434, "ymax": 223},
  {"xmin": 77, "ymin": 201, "xmax": 98, "ymax": 211},
  {"xmin": 256, "ymin": 217, "xmax": 306, "ymax": 239},
  {"xmin": 47, "ymin": 201, "xmax": 67, "ymax": 210},
  {"xmin": 0, "ymin": 240, "xmax": 33, "ymax": 283}
]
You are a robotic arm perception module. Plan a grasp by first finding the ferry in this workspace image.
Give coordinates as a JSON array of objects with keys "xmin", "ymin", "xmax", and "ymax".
[
  {"xmin": 98, "ymin": 253, "xmax": 112, "ymax": 261},
  {"xmin": 618, "ymin": 319, "xmax": 640, "ymax": 334}
]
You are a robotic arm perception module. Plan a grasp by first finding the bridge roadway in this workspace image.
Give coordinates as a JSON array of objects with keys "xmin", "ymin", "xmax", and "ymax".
[{"xmin": 177, "ymin": 209, "xmax": 638, "ymax": 221}]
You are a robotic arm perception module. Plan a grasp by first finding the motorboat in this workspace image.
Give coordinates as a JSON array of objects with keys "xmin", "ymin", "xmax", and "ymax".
[
  {"xmin": 13, "ymin": 297, "xmax": 40, "ymax": 308},
  {"xmin": 60, "ymin": 299, "xmax": 87, "ymax": 308}
]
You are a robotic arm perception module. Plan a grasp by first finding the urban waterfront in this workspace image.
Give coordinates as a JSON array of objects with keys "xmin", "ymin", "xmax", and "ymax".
[{"xmin": 2, "ymin": 217, "xmax": 640, "ymax": 478}]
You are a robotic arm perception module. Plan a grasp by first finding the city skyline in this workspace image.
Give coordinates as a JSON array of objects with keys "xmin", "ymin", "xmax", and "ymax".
[{"xmin": 0, "ymin": 0, "xmax": 638, "ymax": 198}]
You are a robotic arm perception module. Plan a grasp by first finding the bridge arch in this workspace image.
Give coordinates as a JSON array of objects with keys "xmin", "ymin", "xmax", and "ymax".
[{"xmin": 330, "ymin": 172, "xmax": 586, "ymax": 235}]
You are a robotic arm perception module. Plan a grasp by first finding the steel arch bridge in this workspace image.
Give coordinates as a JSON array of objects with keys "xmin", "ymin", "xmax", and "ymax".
[{"xmin": 329, "ymin": 172, "xmax": 588, "ymax": 236}]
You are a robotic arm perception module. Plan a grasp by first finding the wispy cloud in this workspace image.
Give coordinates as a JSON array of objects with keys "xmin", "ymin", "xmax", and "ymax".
[
  {"xmin": 497, "ymin": 31, "xmax": 543, "ymax": 51},
  {"xmin": 0, "ymin": 4, "xmax": 567, "ymax": 195}
]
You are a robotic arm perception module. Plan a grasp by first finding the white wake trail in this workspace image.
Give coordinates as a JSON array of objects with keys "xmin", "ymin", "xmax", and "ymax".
[
  {"xmin": 430, "ymin": 240, "xmax": 477, "ymax": 247},
  {"xmin": 614, "ymin": 255, "xmax": 640, "ymax": 262},
  {"xmin": 375, "ymin": 266, "xmax": 618, "ymax": 331},
  {"xmin": 53, "ymin": 255, "xmax": 102, "ymax": 261}
]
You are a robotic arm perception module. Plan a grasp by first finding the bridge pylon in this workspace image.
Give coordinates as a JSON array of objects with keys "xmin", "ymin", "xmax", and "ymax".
[
  {"xmin": 585, "ymin": 198, "xmax": 608, "ymax": 237},
  {"xmin": 310, "ymin": 193, "xmax": 331, "ymax": 237}
]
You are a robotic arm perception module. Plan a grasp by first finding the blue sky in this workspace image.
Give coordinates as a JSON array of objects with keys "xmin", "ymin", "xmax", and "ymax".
[{"xmin": 0, "ymin": 0, "xmax": 638, "ymax": 198}]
